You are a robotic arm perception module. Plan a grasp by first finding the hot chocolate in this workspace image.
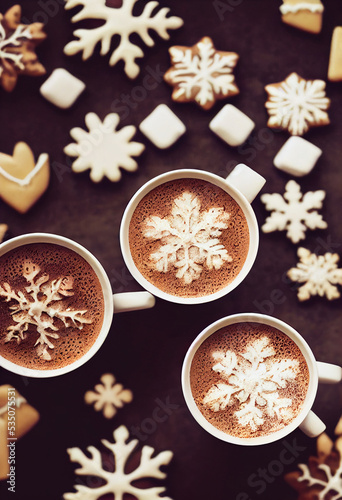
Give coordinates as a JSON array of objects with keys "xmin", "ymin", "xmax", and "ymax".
[
  {"xmin": 190, "ymin": 322, "xmax": 309, "ymax": 439},
  {"xmin": 128, "ymin": 178, "xmax": 250, "ymax": 298},
  {"xmin": 0, "ymin": 243, "xmax": 104, "ymax": 370}
]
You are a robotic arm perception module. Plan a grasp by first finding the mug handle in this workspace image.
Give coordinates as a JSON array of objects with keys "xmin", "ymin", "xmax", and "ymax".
[
  {"xmin": 225, "ymin": 163, "xmax": 266, "ymax": 203},
  {"xmin": 299, "ymin": 362, "xmax": 342, "ymax": 438},
  {"xmin": 113, "ymin": 291, "xmax": 155, "ymax": 313}
]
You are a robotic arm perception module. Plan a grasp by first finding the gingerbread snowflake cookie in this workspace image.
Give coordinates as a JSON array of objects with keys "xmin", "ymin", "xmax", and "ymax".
[
  {"xmin": 280, "ymin": 0, "xmax": 324, "ymax": 34},
  {"xmin": 265, "ymin": 72, "xmax": 330, "ymax": 136},
  {"xmin": 164, "ymin": 36, "xmax": 239, "ymax": 110},
  {"xmin": 0, "ymin": 5, "xmax": 46, "ymax": 92}
]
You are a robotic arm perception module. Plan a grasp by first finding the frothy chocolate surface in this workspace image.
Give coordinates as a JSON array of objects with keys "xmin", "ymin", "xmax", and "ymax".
[
  {"xmin": 0, "ymin": 243, "xmax": 104, "ymax": 370},
  {"xmin": 190, "ymin": 322, "xmax": 309, "ymax": 439},
  {"xmin": 129, "ymin": 178, "xmax": 250, "ymax": 298}
]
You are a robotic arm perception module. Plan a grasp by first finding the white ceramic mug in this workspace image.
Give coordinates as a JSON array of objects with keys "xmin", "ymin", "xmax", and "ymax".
[
  {"xmin": 0, "ymin": 233, "xmax": 155, "ymax": 378},
  {"xmin": 182, "ymin": 313, "xmax": 342, "ymax": 446},
  {"xmin": 120, "ymin": 164, "xmax": 266, "ymax": 305}
]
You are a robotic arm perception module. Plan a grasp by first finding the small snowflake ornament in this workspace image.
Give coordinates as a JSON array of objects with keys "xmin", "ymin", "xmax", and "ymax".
[
  {"xmin": 0, "ymin": 261, "xmax": 92, "ymax": 360},
  {"xmin": 261, "ymin": 180, "xmax": 327, "ymax": 243},
  {"xmin": 164, "ymin": 36, "xmax": 239, "ymax": 110},
  {"xmin": 144, "ymin": 191, "xmax": 232, "ymax": 284},
  {"xmin": 265, "ymin": 72, "xmax": 330, "ymax": 136},
  {"xmin": 0, "ymin": 5, "xmax": 46, "ymax": 91},
  {"xmin": 285, "ymin": 416, "xmax": 342, "ymax": 499},
  {"xmin": 202, "ymin": 336, "xmax": 300, "ymax": 432},
  {"xmin": 84, "ymin": 373, "xmax": 133, "ymax": 419},
  {"xmin": 64, "ymin": 0, "xmax": 183, "ymax": 79},
  {"xmin": 64, "ymin": 425, "xmax": 173, "ymax": 500},
  {"xmin": 64, "ymin": 112, "xmax": 145, "ymax": 182},
  {"xmin": 287, "ymin": 247, "xmax": 342, "ymax": 301}
]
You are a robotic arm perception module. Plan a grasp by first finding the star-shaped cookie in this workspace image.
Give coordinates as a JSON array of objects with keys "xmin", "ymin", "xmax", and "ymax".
[
  {"xmin": 164, "ymin": 36, "xmax": 239, "ymax": 110},
  {"xmin": 0, "ymin": 5, "xmax": 47, "ymax": 91}
]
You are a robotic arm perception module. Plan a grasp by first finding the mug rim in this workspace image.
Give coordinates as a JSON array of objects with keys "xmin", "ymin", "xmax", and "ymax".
[
  {"xmin": 120, "ymin": 169, "xmax": 259, "ymax": 305},
  {"xmin": 181, "ymin": 313, "xmax": 319, "ymax": 446},
  {"xmin": 0, "ymin": 232, "xmax": 114, "ymax": 378}
]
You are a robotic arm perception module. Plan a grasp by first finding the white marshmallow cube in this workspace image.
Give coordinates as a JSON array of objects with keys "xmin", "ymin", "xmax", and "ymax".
[
  {"xmin": 40, "ymin": 68, "xmax": 86, "ymax": 109},
  {"xmin": 209, "ymin": 104, "xmax": 255, "ymax": 147},
  {"xmin": 139, "ymin": 104, "xmax": 186, "ymax": 149},
  {"xmin": 274, "ymin": 136, "xmax": 322, "ymax": 176}
]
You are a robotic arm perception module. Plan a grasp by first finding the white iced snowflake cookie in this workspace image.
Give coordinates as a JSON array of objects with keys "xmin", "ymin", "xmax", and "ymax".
[
  {"xmin": 0, "ymin": 261, "xmax": 92, "ymax": 360},
  {"xmin": 144, "ymin": 191, "xmax": 231, "ymax": 284},
  {"xmin": 265, "ymin": 72, "xmax": 330, "ymax": 136},
  {"xmin": 64, "ymin": 112, "xmax": 145, "ymax": 182},
  {"xmin": 261, "ymin": 180, "xmax": 327, "ymax": 243},
  {"xmin": 203, "ymin": 336, "xmax": 299, "ymax": 432},
  {"xmin": 287, "ymin": 247, "xmax": 342, "ymax": 301},
  {"xmin": 84, "ymin": 373, "xmax": 133, "ymax": 418},
  {"xmin": 164, "ymin": 36, "xmax": 239, "ymax": 110},
  {"xmin": 64, "ymin": 425, "xmax": 173, "ymax": 500},
  {"xmin": 64, "ymin": 0, "xmax": 183, "ymax": 79}
]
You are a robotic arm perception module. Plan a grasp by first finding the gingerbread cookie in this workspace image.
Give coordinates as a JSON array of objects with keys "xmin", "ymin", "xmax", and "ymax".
[
  {"xmin": 0, "ymin": 142, "xmax": 50, "ymax": 213},
  {"xmin": 265, "ymin": 72, "xmax": 330, "ymax": 136},
  {"xmin": 280, "ymin": 0, "xmax": 324, "ymax": 34},
  {"xmin": 0, "ymin": 224, "xmax": 8, "ymax": 243},
  {"xmin": 164, "ymin": 36, "xmax": 239, "ymax": 110},
  {"xmin": 0, "ymin": 5, "xmax": 47, "ymax": 92},
  {"xmin": 0, "ymin": 385, "xmax": 40, "ymax": 480},
  {"xmin": 328, "ymin": 27, "xmax": 342, "ymax": 82}
]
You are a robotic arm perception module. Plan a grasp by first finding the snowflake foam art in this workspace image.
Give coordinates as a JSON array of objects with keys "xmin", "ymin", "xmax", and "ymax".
[
  {"xmin": 84, "ymin": 373, "xmax": 133, "ymax": 418},
  {"xmin": 64, "ymin": 112, "xmax": 145, "ymax": 182},
  {"xmin": 164, "ymin": 36, "xmax": 239, "ymax": 110},
  {"xmin": 261, "ymin": 179, "xmax": 327, "ymax": 243},
  {"xmin": 265, "ymin": 72, "xmax": 330, "ymax": 136},
  {"xmin": 203, "ymin": 336, "xmax": 299, "ymax": 432},
  {"xmin": 64, "ymin": 0, "xmax": 183, "ymax": 79},
  {"xmin": 0, "ymin": 5, "xmax": 46, "ymax": 91},
  {"xmin": 285, "ymin": 415, "xmax": 342, "ymax": 500},
  {"xmin": 0, "ymin": 261, "xmax": 92, "ymax": 361},
  {"xmin": 64, "ymin": 425, "xmax": 173, "ymax": 500},
  {"xmin": 287, "ymin": 247, "xmax": 342, "ymax": 301},
  {"xmin": 144, "ymin": 191, "xmax": 232, "ymax": 284}
]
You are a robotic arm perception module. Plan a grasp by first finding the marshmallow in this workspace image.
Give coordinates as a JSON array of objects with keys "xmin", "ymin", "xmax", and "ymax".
[
  {"xmin": 139, "ymin": 104, "xmax": 186, "ymax": 149},
  {"xmin": 274, "ymin": 136, "xmax": 322, "ymax": 176},
  {"xmin": 209, "ymin": 104, "xmax": 255, "ymax": 147},
  {"xmin": 40, "ymin": 68, "xmax": 85, "ymax": 109}
]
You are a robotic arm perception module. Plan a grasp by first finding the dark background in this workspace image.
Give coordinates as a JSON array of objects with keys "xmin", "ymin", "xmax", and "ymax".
[{"xmin": 0, "ymin": 0, "xmax": 342, "ymax": 499}]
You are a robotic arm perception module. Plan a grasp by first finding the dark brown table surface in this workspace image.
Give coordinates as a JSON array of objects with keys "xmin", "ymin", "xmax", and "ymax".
[{"xmin": 0, "ymin": 1, "xmax": 342, "ymax": 499}]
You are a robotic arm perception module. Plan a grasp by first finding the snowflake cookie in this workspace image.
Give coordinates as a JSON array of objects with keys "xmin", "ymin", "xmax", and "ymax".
[
  {"xmin": 0, "ymin": 5, "xmax": 46, "ymax": 92},
  {"xmin": 261, "ymin": 180, "xmax": 327, "ymax": 243},
  {"xmin": 285, "ymin": 417, "xmax": 342, "ymax": 500},
  {"xmin": 0, "ymin": 261, "xmax": 92, "ymax": 360},
  {"xmin": 84, "ymin": 373, "xmax": 133, "ymax": 419},
  {"xmin": 164, "ymin": 36, "xmax": 239, "ymax": 110},
  {"xmin": 64, "ymin": 0, "xmax": 183, "ymax": 79},
  {"xmin": 64, "ymin": 112, "xmax": 145, "ymax": 182},
  {"xmin": 64, "ymin": 425, "xmax": 173, "ymax": 500},
  {"xmin": 203, "ymin": 336, "xmax": 300, "ymax": 432},
  {"xmin": 265, "ymin": 72, "xmax": 330, "ymax": 136},
  {"xmin": 287, "ymin": 247, "xmax": 342, "ymax": 301}
]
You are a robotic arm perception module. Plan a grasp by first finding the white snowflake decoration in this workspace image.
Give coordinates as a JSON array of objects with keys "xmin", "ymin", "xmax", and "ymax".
[
  {"xmin": 64, "ymin": 425, "xmax": 173, "ymax": 500},
  {"xmin": 164, "ymin": 36, "xmax": 239, "ymax": 110},
  {"xmin": 287, "ymin": 247, "xmax": 342, "ymax": 301},
  {"xmin": 63, "ymin": 0, "xmax": 183, "ymax": 79},
  {"xmin": 144, "ymin": 191, "xmax": 232, "ymax": 284},
  {"xmin": 0, "ymin": 261, "xmax": 92, "ymax": 360},
  {"xmin": 0, "ymin": 18, "xmax": 32, "ymax": 75},
  {"xmin": 265, "ymin": 72, "xmax": 330, "ymax": 136},
  {"xmin": 261, "ymin": 180, "xmax": 327, "ymax": 243},
  {"xmin": 84, "ymin": 373, "xmax": 133, "ymax": 418},
  {"xmin": 203, "ymin": 336, "xmax": 299, "ymax": 432},
  {"xmin": 64, "ymin": 112, "xmax": 145, "ymax": 182}
]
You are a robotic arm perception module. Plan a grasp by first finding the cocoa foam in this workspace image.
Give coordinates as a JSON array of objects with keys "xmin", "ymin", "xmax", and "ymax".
[
  {"xmin": 0, "ymin": 243, "xmax": 104, "ymax": 370},
  {"xmin": 129, "ymin": 178, "xmax": 250, "ymax": 298}
]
